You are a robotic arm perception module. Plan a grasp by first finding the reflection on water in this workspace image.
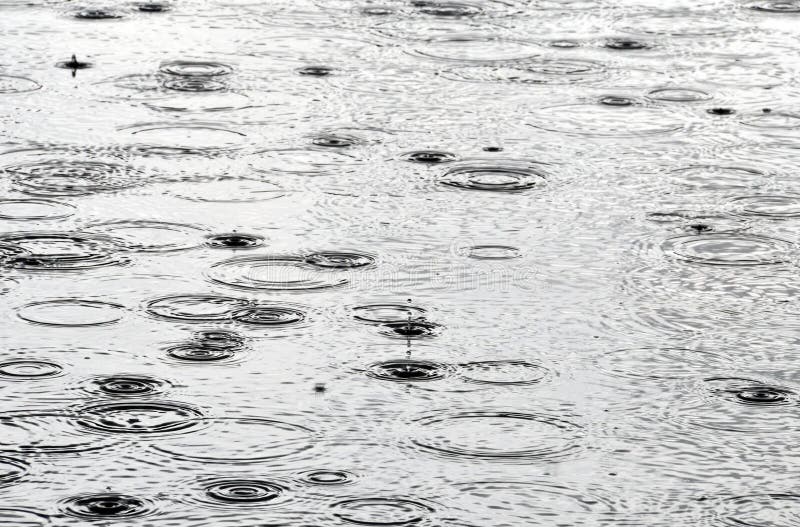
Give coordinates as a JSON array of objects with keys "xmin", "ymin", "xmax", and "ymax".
[{"xmin": 0, "ymin": 0, "xmax": 799, "ymax": 525}]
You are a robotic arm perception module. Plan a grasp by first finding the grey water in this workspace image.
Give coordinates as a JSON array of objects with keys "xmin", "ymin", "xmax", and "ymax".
[{"xmin": 0, "ymin": 0, "xmax": 800, "ymax": 525}]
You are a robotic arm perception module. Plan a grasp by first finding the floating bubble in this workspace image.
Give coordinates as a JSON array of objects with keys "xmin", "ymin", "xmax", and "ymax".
[
  {"xmin": 604, "ymin": 38, "xmax": 649, "ymax": 50},
  {"xmin": 17, "ymin": 299, "xmax": 125, "ymax": 327},
  {"xmin": 137, "ymin": 2, "xmax": 171, "ymax": 11},
  {"xmin": 409, "ymin": 410, "xmax": 583, "ymax": 462},
  {"xmin": 662, "ymin": 233, "xmax": 794, "ymax": 266},
  {"xmin": 75, "ymin": 400, "xmax": 204, "ymax": 435},
  {"xmin": 60, "ymin": 493, "xmax": 154, "ymax": 519},
  {"xmin": 207, "ymin": 255, "xmax": 350, "ymax": 291},
  {"xmin": 401, "ymin": 150, "xmax": 457, "ymax": 163}
]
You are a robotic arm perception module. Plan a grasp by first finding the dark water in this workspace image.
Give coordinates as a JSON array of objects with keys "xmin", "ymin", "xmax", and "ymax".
[{"xmin": 1, "ymin": 0, "xmax": 800, "ymax": 525}]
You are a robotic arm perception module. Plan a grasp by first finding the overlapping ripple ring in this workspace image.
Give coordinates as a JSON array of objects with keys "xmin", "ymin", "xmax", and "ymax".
[
  {"xmin": 661, "ymin": 233, "xmax": 795, "ymax": 266},
  {"xmin": 75, "ymin": 400, "xmax": 205, "ymax": 435},
  {"xmin": 439, "ymin": 163, "xmax": 547, "ymax": 192},
  {"xmin": 331, "ymin": 497, "xmax": 437, "ymax": 525},
  {"xmin": 145, "ymin": 294, "xmax": 252, "ymax": 322},
  {"xmin": 206, "ymin": 255, "xmax": 351, "ymax": 291}
]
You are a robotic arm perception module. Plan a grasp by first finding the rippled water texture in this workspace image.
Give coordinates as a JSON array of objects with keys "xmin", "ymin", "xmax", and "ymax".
[{"xmin": 1, "ymin": 0, "xmax": 800, "ymax": 525}]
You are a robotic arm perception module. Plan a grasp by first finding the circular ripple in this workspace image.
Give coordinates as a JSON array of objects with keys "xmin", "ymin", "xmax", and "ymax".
[
  {"xmin": 0, "ymin": 75, "xmax": 41, "ymax": 94},
  {"xmin": 367, "ymin": 360, "xmax": 450, "ymax": 382},
  {"xmin": 0, "ymin": 360, "xmax": 63, "ymax": 379},
  {"xmin": 604, "ymin": 38, "xmax": 649, "ymax": 50},
  {"xmin": 743, "ymin": 111, "xmax": 800, "ymax": 129},
  {"xmin": 127, "ymin": 124, "xmax": 247, "ymax": 150},
  {"xmin": 298, "ymin": 470, "xmax": 356, "ymax": 486},
  {"xmin": 159, "ymin": 61, "xmax": 233, "ymax": 77},
  {"xmin": 192, "ymin": 329, "xmax": 246, "ymax": 349},
  {"xmin": 163, "ymin": 78, "xmax": 227, "ymax": 92},
  {"xmin": 597, "ymin": 348, "xmax": 731, "ymax": 380},
  {"xmin": 460, "ymin": 245, "xmax": 520, "ymax": 259},
  {"xmin": 145, "ymin": 294, "xmax": 251, "ymax": 323},
  {"xmin": 0, "ymin": 508, "xmax": 49, "ymax": 525},
  {"xmin": 207, "ymin": 255, "xmax": 349, "ymax": 291},
  {"xmin": 447, "ymin": 481, "xmax": 614, "ymax": 525},
  {"xmin": 717, "ymin": 494, "xmax": 800, "ymax": 527},
  {"xmin": 312, "ymin": 133, "xmax": 361, "ymax": 148},
  {"xmin": 18, "ymin": 299, "xmax": 124, "ymax": 327},
  {"xmin": 410, "ymin": 410, "xmax": 582, "ymax": 461},
  {"xmin": 380, "ymin": 320, "xmax": 440, "ymax": 339},
  {"xmin": 707, "ymin": 377, "xmax": 797, "ymax": 407},
  {"xmin": 401, "ymin": 150, "xmax": 457, "ymax": 163},
  {"xmin": 151, "ymin": 417, "xmax": 314, "ymax": 463},
  {"xmin": 88, "ymin": 375, "xmax": 168, "ymax": 397},
  {"xmin": 331, "ymin": 497, "xmax": 435, "ymax": 525},
  {"xmin": 137, "ymin": 2, "xmax": 171, "ymax": 11},
  {"xmin": 599, "ymin": 95, "xmax": 636, "ymax": 107},
  {"xmin": 205, "ymin": 233, "xmax": 265, "ymax": 249},
  {"xmin": 440, "ymin": 58, "xmax": 605, "ymax": 85},
  {"xmin": 353, "ymin": 304, "xmax": 427, "ymax": 324},
  {"xmin": 647, "ymin": 87, "xmax": 712, "ymax": 102},
  {"xmin": 305, "ymin": 251, "xmax": 375, "ymax": 269},
  {"xmin": 231, "ymin": 305, "xmax": 306, "ymax": 327},
  {"xmin": 458, "ymin": 360, "xmax": 548, "ymax": 385},
  {"xmin": 750, "ymin": 0, "xmax": 800, "ymax": 11},
  {"xmin": 296, "ymin": 65, "xmax": 336, "ymax": 76},
  {"xmin": 86, "ymin": 220, "xmax": 205, "ymax": 252},
  {"xmin": 0, "ymin": 231, "xmax": 127, "ymax": 271},
  {"xmin": 0, "ymin": 412, "xmax": 117, "ymax": 456},
  {"xmin": 166, "ymin": 344, "xmax": 238, "ymax": 364},
  {"xmin": 61, "ymin": 493, "xmax": 153, "ymax": 519},
  {"xmin": 74, "ymin": 9, "xmax": 124, "ymax": 19},
  {"xmin": 76, "ymin": 400, "xmax": 204, "ymax": 435},
  {"xmin": 0, "ymin": 457, "xmax": 27, "ymax": 485},
  {"xmin": 662, "ymin": 233, "xmax": 794, "ymax": 266},
  {"xmin": 4, "ymin": 160, "xmax": 144, "ymax": 197},
  {"xmin": 411, "ymin": 36, "xmax": 540, "ymax": 62},
  {"xmin": 412, "ymin": 1, "xmax": 484, "ymax": 17},
  {"xmin": 669, "ymin": 165, "xmax": 766, "ymax": 191},
  {"xmin": 203, "ymin": 479, "xmax": 288, "ymax": 505},
  {"xmin": 0, "ymin": 199, "xmax": 76, "ymax": 220},
  {"xmin": 529, "ymin": 104, "xmax": 683, "ymax": 137},
  {"xmin": 730, "ymin": 195, "xmax": 800, "ymax": 218},
  {"xmin": 439, "ymin": 164, "xmax": 546, "ymax": 192},
  {"xmin": 249, "ymin": 148, "xmax": 356, "ymax": 176}
]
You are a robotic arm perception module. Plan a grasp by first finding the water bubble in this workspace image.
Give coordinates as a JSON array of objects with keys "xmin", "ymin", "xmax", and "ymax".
[
  {"xmin": 458, "ymin": 360, "xmax": 549, "ymax": 385},
  {"xmin": 305, "ymin": 251, "xmax": 376, "ymax": 269},
  {"xmin": 61, "ymin": 493, "xmax": 154, "ymax": 518},
  {"xmin": 331, "ymin": 497, "xmax": 436, "ymax": 525},
  {"xmin": 409, "ymin": 410, "xmax": 583, "ymax": 462},
  {"xmin": 202, "ymin": 479, "xmax": 288, "ymax": 505},
  {"xmin": 647, "ymin": 87, "xmax": 712, "ymax": 102},
  {"xmin": 137, "ymin": 2, "xmax": 170, "ymax": 11},
  {"xmin": 145, "ymin": 294, "xmax": 252, "ymax": 323},
  {"xmin": 3, "ymin": 160, "xmax": 145, "ymax": 196},
  {"xmin": 151, "ymin": 417, "xmax": 315, "ymax": 463},
  {"xmin": 0, "ymin": 360, "xmax": 63, "ymax": 379},
  {"xmin": 230, "ymin": 305, "xmax": 307, "ymax": 327},
  {"xmin": 367, "ymin": 359, "xmax": 451, "ymax": 382},
  {"xmin": 207, "ymin": 255, "xmax": 350, "ymax": 291},
  {"xmin": 439, "ymin": 164, "xmax": 547, "ymax": 192},
  {"xmin": 0, "ymin": 75, "xmax": 41, "ymax": 94},
  {"xmin": 75, "ymin": 400, "xmax": 204, "ymax": 435},
  {"xmin": 0, "ymin": 199, "xmax": 76, "ymax": 220},
  {"xmin": 17, "ymin": 299, "xmax": 125, "ymax": 327},
  {"xmin": 159, "ymin": 61, "xmax": 233, "ymax": 77},
  {"xmin": 362, "ymin": 6, "xmax": 395, "ymax": 15},
  {"xmin": 191, "ymin": 329, "xmax": 246, "ymax": 349},
  {"xmin": 483, "ymin": 146, "xmax": 503, "ymax": 152},
  {"xmin": 549, "ymin": 39, "xmax": 581, "ymax": 48},
  {"xmin": 707, "ymin": 107, "xmax": 736, "ymax": 116},
  {"xmin": 604, "ymin": 38, "xmax": 649, "ymax": 50},
  {"xmin": 401, "ymin": 150, "xmax": 458, "ymax": 163},
  {"xmin": 662, "ymin": 233, "xmax": 794, "ymax": 266},
  {"xmin": 205, "ymin": 233, "xmax": 265, "ymax": 249},
  {"xmin": 599, "ymin": 95, "xmax": 636, "ymax": 107},
  {"xmin": 353, "ymin": 304, "xmax": 428, "ymax": 323},
  {"xmin": 88, "ymin": 375, "xmax": 169, "ymax": 396},
  {"xmin": 162, "ymin": 78, "xmax": 227, "ymax": 92},
  {"xmin": 73, "ymin": 8, "xmax": 124, "ymax": 19},
  {"xmin": 298, "ymin": 469, "xmax": 356, "ymax": 486}
]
